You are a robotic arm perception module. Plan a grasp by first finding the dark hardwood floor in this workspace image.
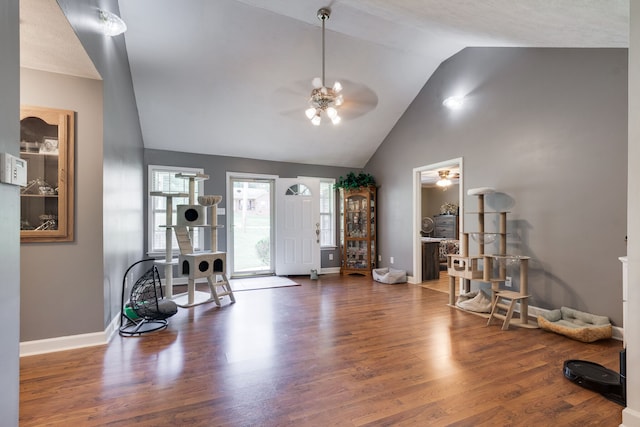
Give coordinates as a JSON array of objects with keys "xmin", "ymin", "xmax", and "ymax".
[{"xmin": 20, "ymin": 273, "xmax": 623, "ymax": 426}]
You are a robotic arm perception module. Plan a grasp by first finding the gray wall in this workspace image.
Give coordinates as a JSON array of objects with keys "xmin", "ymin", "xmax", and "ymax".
[
  {"xmin": 366, "ymin": 48, "xmax": 628, "ymax": 326},
  {"xmin": 144, "ymin": 149, "xmax": 356, "ymax": 268},
  {"xmin": 0, "ymin": 0, "xmax": 21, "ymax": 423},
  {"xmin": 20, "ymin": 68, "xmax": 104, "ymax": 341},
  {"xmin": 422, "ymin": 184, "xmax": 460, "ymax": 218},
  {"xmin": 57, "ymin": 0, "xmax": 145, "ymax": 330}
]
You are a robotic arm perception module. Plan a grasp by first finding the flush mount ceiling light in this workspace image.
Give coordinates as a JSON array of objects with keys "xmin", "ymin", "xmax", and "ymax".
[
  {"xmin": 305, "ymin": 7, "xmax": 343, "ymax": 126},
  {"xmin": 99, "ymin": 9, "xmax": 127, "ymax": 37},
  {"xmin": 443, "ymin": 95, "xmax": 465, "ymax": 110}
]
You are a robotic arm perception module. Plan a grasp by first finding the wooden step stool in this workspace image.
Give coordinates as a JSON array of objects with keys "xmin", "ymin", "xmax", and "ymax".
[{"xmin": 487, "ymin": 290, "xmax": 530, "ymax": 330}]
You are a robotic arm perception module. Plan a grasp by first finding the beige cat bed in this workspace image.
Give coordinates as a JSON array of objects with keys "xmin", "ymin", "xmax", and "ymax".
[{"xmin": 537, "ymin": 306, "xmax": 612, "ymax": 342}]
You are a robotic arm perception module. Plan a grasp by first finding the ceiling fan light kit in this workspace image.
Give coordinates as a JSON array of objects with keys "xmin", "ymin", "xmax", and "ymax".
[
  {"xmin": 306, "ymin": 7, "xmax": 343, "ymax": 126},
  {"xmin": 436, "ymin": 178, "xmax": 452, "ymax": 187}
]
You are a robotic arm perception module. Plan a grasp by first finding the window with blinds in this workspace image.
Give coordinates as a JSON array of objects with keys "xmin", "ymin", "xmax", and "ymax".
[
  {"xmin": 319, "ymin": 179, "xmax": 336, "ymax": 247},
  {"xmin": 148, "ymin": 165, "xmax": 204, "ymax": 254}
]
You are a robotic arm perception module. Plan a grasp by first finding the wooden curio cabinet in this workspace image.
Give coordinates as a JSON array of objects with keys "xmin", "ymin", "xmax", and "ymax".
[
  {"xmin": 341, "ymin": 186, "xmax": 376, "ymax": 275},
  {"xmin": 20, "ymin": 106, "xmax": 75, "ymax": 242}
]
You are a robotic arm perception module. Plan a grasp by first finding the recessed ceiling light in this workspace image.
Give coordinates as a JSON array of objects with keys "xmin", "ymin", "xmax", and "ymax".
[{"xmin": 443, "ymin": 96, "xmax": 465, "ymax": 110}]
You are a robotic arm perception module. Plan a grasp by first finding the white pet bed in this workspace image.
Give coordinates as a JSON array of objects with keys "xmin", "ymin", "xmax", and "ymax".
[
  {"xmin": 372, "ymin": 267, "xmax": 407, "ymax": 284},
  {"xmin": 456, "ymin": 290, "xmax": 492, "ymax": 313}
]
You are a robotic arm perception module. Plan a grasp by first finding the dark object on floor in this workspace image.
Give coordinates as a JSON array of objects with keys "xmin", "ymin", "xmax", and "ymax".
[
  {"xmin": 563, "ymin": 349, "xmax": 626, "ymax": 406},
  {"xmin": 119, "ymin": 259, "xmax": 178, "ymax": 336}
]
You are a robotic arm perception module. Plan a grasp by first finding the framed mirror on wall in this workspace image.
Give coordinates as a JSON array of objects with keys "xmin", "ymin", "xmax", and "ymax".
[{"xmin": 19, "ymin": 105, "xmax": 75, "ymax": 242}]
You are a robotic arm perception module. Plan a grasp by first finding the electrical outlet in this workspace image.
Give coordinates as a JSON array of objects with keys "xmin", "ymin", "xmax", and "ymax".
[
  {"xmin": 390, "ymin": 257, "xmax": 394, "ymax": 264},
  {"xmin": 328, "ymin": 253, "xmax": 333, "ymax": 260},
  {"xmin": 378, "ymin": 255, "xmax": 382, "ymax": 262},
  {"xmin": 505, "ymin": 276, "xmax": 512, "ymax": 287}
]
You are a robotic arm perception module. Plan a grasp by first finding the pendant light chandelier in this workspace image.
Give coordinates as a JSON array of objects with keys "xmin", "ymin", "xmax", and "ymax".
[{"xmin": 305, "ymin": 7, "xmax": 343, "ymax": 126}]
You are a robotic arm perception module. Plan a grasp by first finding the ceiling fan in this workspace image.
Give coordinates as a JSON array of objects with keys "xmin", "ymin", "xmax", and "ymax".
[
  {"xmin": 273, "ymin": 7, "xmax": 378, "ymax": 123},
  {"xmin": 436, "ymin": 169, "xmax": 459, "ymax": 188},
  {"xmin": 274, "ymin": 79, "xmax": 378, "ymax": 122}
]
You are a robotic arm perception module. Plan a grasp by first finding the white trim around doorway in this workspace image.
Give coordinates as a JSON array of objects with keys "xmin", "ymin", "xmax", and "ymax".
[
  {"xmin": 411, "ymin": 157, "xmax": 464, "ymax": 285},
  {"xmin": 226, "ymin": 172, "xmax": 279, "ymax": 278}
]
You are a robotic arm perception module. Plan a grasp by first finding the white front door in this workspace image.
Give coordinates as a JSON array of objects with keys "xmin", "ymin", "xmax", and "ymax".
[{"xmin": 275, "ymin": 177, "xmax": 321, "ymax": 276}]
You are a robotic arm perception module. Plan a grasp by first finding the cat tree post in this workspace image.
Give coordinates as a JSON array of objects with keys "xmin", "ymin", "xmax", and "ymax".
[
  {"xmin": 499, "ymin": 211, "xmax": 507, "ymax": 279},
  {"xmin": 163, "ymin": 194, "xmax": 175, "ymax": 298},
  {"xmin": 211, "ymin": 204, "xmax": 218, "ymax": 252},
  {"xmin": 478, "ymin": 194, "xmax": 485, "ymax": 255}
]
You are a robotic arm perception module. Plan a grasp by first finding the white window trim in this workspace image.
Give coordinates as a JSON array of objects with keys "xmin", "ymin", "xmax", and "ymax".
[
  {"xmin": 319, "ymin": 178, "xmax": 336, "ymax": 249},
  {"xmin": 147, "ymin": 165, "xmax": 205, "ymax": 257},
  {"xmin": 226, "ymin": 171, "xmax": 279, "ymax": 277}
]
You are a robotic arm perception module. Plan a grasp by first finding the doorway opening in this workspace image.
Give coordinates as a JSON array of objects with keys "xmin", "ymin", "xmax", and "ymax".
[
  {"xmin": 228, "ymin": 173, "xmax": 276, "ymax": 278},
  {"xmin": 412, "ymin": 157, "xmax": 464, "ymax": 284}
]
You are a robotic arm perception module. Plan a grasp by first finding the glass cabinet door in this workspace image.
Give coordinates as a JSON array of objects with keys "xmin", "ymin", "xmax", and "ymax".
[
  {"xmin": 20, "ymin": 106, "xmax": 75, "ymax": 242},
  {"xmin": 345, "ymin": 240, "xmax": 369, "ymax": 269},
  {"xmin": 346, "ymin": 195, "xmax": 367, "ymax": 238}
]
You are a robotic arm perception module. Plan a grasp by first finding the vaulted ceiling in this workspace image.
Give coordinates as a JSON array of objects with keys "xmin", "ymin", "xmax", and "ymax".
[{"xmin": 21, "ymin": 0, "xmax": 629, "ymax": 167}]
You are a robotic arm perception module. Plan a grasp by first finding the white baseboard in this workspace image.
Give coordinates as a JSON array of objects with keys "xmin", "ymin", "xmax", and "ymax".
[
  {"xmin": 320, "ymin": 267, "xmax": 340, "ymax": 275},
  {"xmin": 622, "ymin": 408, "xmax": 640, "ymax": 427},
  {"xmin": 104, "ymin": 311, "xmax": 122, "ymax": 342},
  {"xmin": 20, "ymin": 312, "xmax": 121, "ymax": 357}
]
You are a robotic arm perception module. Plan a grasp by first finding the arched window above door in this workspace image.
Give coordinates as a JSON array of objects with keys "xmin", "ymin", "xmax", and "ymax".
[{"xmin": 285, "ymin": 184, "xmax": 311, "ymax": 196}]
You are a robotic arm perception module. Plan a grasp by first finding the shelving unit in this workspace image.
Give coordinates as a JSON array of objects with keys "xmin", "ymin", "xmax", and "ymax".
[
  {"xmin": 447, "ymin": 187, "xmax": 536, "ymax": 329},
  {"xmin": 341, "ymin": 186, "xmax": 377, "ymax": 275}
]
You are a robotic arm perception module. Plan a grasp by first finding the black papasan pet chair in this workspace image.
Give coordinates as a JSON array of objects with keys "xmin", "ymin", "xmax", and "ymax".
[{"xmin": 119, "ymin": 259, "xmax": 178, "ymax": 336}]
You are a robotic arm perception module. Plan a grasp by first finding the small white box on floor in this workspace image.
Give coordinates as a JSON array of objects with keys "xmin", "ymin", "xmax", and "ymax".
[{"xmin": 372, "ymin": 267, "xmax": 407, "ymax": 284}]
